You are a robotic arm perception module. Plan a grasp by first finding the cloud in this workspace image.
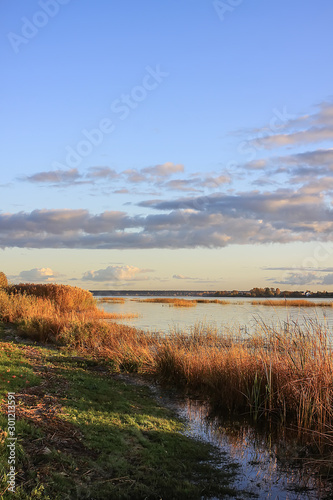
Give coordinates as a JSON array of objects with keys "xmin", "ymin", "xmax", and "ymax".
[
  {"xmin": 263, "ymin": 266, "xmax": 333, "ymax": 272},
  {"xmin": 18, "ymin": 162, "xmax": 232, "ymax": 197},
  {"xmin": 163, "ymin": 179, "xmax": 201, "ymax": 192},
  {"xmin": 264, "ymin": 266, "xmax": 333, "ymax": 286},
  {"xmin": 86, "ymin": 167, "xmax": 119, "ymax": 180},
  {"xmin": 142, "ymin": 162, "xmax": 184, "ymax": 178},
  {"xmin": 322, "ymin": 273, "xmax": 333, "ymax": 285},
  {"xmin": 123, "ymin": 169, "xmax": 148, "ymax": 183},
  {"xmin": 249, "ymin": 101, "xmax": 333, "ymax": 150},
  {"xmin": 140, "ymin": 189, "xmax": 333, "ymax": 228},
  {"xmin": 24, "ymin": 168, "xmax": 83, "ymax": 185},
  {"xmin": 173, "ymin": 274, "xmax": 194, "ymax": 280},
  {"xmin": 273, "ymin": 272, "xmax": 320, "ymax": 286},
  {"xmin": 82, "ymin": 265, "xmax": 152, "ymax": 282},
  {"xmin": 17, "ymin": 267, "xmax": 61, "ymax": 282},
  {"xmin": 0, "ymin": 181, "xmax": 333, "ymax": 251},
  {"xmin": 243, "ymin": 148, "xmax": 333, "ymax": 182}
]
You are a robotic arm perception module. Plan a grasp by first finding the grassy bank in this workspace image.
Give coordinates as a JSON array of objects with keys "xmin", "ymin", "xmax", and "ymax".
[{"xmin": 0, "ymin": 326, "xmax": 240, "ymax": 499}]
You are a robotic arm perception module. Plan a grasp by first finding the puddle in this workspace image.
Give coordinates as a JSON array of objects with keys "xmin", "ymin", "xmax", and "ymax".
[{"xmin": 117, "ymin": 374, "xmax": 332, "ymax": 499}]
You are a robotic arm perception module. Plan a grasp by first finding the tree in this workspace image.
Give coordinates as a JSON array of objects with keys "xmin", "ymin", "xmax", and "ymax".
[{"xmin": 0, "ymin": 272, "xmax": 8, "ymax": 289}]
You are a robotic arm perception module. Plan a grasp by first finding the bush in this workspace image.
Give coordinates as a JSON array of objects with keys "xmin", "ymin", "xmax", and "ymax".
[{"xmin": 0, "ymin": 272, "xmax": 8, "ymax": 289}]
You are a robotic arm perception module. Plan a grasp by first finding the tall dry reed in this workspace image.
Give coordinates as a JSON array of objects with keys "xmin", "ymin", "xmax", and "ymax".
[
  {"xmin": 155, "ymin": 320, "xmax": 333, "ymax": 434},
  {"xmin": 253, "ymin": 299, "xmax": 333, "ymax": 307},
  {"xmin": 1, "ymin": 284, "xmax": 333, "ymax": 438}
]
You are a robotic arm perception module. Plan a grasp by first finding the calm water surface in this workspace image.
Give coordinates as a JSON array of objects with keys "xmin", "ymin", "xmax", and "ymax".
[
  {"xmin": 97, "ymin": 296, "xmax": 333, "ymax": 334},
  {"xmin": 121, "ymin": 374, "xmax": 331, "ymax": 499},
  {"xmin": 108, "ymin": 300, "xmax": 333, "ymax": 498}
]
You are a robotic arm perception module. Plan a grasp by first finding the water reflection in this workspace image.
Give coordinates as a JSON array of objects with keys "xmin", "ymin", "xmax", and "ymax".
[
  {"xmin": 151, "ymin": 388, "xmax": 331, "ymax": 499},
  {"xmin": 108, "ymin": 297, "xmax": 333, "ymax": 498}
]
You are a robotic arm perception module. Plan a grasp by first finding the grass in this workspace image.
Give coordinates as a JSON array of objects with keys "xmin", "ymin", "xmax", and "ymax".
[
  {"xmin": 0, "ymin": 286, "xmax": 128, "ymax": 344},
  {"xmin": 155, "ymin": 321, "xmax": 333, "ymax": 431},
  {"xmin": 253, "ymin": 299, "xmax": 333, "ymax": 307},
  {"xmin": 0, "ymin": 326, "xmax": 240, "ymax": 499},
  {"xmin": 1, "ymin": 283, "xmax": 333, "ymax": 457},
  {"xmin": 97, "ymin": 297, "xmax": 126, "ymax": 304},
  {"xmin": 104, "ymin": 313, "xmax": 139, "ymax": 319},
  {"xmin": 134, "ymin": 298, "xmax": 197, "ymax": 306},
  {"xmin": 134, "ymin": 298, "xmax": 230, "ymax": 306}
]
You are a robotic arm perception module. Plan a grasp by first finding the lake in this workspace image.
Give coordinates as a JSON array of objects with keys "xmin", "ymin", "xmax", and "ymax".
[
  {"xmin": 100, "ymin": 297, "xmax": 333, "ymax": 497},
  {"xmin": 96, "ymin": 296, "xmax": 333, "ymax": 335}
]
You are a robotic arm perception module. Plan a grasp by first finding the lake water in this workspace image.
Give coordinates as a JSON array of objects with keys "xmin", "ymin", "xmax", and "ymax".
[
  {"xmin": 119, "ymin": 374, "xmax": 332, "ymax": 499},
  {"xmin": 104, "ymin": 299, "xmax": 333, "ymax": 498},
  {"xmin": 97, "ymin": 296, "xmax": 333, "ymax": 335}
]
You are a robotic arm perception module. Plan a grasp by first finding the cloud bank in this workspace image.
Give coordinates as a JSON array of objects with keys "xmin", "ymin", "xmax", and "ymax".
[{"xmin": 1, "ymin": 182, "xmax": 332, "ymax": 250}]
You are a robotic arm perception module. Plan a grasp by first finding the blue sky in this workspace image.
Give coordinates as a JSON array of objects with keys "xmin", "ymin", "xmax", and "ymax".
[{"xmin": 1, "ymin": 0, "xmax": 333, "ymax": 290}]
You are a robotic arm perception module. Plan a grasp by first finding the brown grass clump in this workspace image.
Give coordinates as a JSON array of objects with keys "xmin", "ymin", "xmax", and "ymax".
[
  {"xmin": 135, "ymin": 298, "xmax": 197, "ymax": 307},
  {"xmin": 196, "ymin": 299, "xmax": 230, "ymax": 304},
  {"xmin": 134, "ymin": 298, "xmax": 230, "ymax": 305},
  {"xmin": 135, "ymin": 298, "xmax": 182, "ymax": 303},
  {"xmin": 171, "ymin": 299, "xmax": 197, "ymax": 307},
  {"xmin": 253, "ymin": 299, "xmax": 333, "ymax": 307},
  {"xmin": 97, "ymin": 297, "xmax": 126, "ymax": 304},
  {"xmin": 0, "ymin": 285, "xmax": 126, "ymax": 343},
  {"xmin": 8, "ymin": 283, "xmax": 96, "ymax": 312}
]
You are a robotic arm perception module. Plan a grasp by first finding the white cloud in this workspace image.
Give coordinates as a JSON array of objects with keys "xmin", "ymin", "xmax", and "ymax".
[
  {"xmin": 82, "ymin": 265, "xmax": 152, "ymax": 282},
  {"xmin": 18, "ymin": 267, "xmax": 61, "ymax": 282}
]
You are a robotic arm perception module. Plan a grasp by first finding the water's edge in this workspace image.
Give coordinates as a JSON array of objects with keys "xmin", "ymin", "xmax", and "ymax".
[{"xmin": 116, "ymin": 373, "xmax": 332, "ymax": 500}]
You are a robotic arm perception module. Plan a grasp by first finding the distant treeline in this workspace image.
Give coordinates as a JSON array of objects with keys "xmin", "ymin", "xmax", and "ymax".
[
  {"xmin": 91, "ymin": 288, "xmax": 333, "ymax": 298},
  {"xmin": 213, "ymin": 287, "xmax": 333, "ymax": 298}
]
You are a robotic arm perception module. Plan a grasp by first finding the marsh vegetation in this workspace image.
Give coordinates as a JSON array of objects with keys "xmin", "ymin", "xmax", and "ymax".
[{"xmin": 1, "ymin": 279, "xmax": 333, "ymax": 497}]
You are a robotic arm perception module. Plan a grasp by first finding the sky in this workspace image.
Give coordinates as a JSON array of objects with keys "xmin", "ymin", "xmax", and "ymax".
[{"xmin": 1, "ymin": 0, "xmax": 333, "ymax": 291}]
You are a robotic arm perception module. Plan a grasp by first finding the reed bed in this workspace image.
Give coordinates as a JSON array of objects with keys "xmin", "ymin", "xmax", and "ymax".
[
  {"xmin": 253, "ymin": 299, "xmax": 333, "ymax": 307},
  {"xmin": 97, "ymin": 297, "xmax": 126, "ymax": 304},
  {"xmin": 134, "ymin": 298, "xmax": 230, "ymax": 305},
  {"xmin": 156, "ymin": 320, "xmax": 333, "ymax": 436},
  {"xmin": 134, "ymin": 297, "xmax": 197, "ymax": 307},
  {"xmin": 196, "ymin": 299, "xmax": 230, "ymax": 304},
  {"xmin": 171, "ymin": 299, "xmax": 197, "ymax": 307},
  {"xmin": 7, "ymin": 283, "xmax": 96, "ymax": 312},
  {"xmin": 105, "ymin": 313, "xmax": 139, "ymax": 319},
  {"xmin": 0, "ymin": 286, "xmax": 125, "ymax": 343},
  {"xmin": 1, "ymin": 283, "xmax": 333, "ymax": 442}
]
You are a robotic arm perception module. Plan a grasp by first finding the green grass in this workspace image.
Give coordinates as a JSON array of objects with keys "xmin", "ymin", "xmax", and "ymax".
[{"xmin": 0, "ymin": 324, "xmax": 241, "ymax": 499}]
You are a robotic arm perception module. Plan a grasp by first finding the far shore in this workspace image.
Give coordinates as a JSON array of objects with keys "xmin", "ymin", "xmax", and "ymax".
[{"xmin": 91, "ymin": 288, "xmax": 333, "ymax": 299}]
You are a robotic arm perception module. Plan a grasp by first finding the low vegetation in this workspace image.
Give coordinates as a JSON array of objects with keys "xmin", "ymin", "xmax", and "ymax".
[
  {"xmin": 0, "ymin": 327, "xmax": 239, "ymax": 499},
  {"xmin": 0, "ymin": 273, "xmax": 8, "ymax": 290},
  {"xmin": 1, "ymin": 275, "xmax": 333, "ymax": 483},
  {"xmin": 134, "ymin": 298, "xmax": 230, "ymax": 306},
  {"xmin": 134, "ymin": 298, "xmax": 197, "ymax": 306},
  {"xmin": 253, "ymin": 299, "xmax": 333, "ymax": 307},
  {"xmin": 97, "ymin": 297, "xmax": 126, "ymax": 304}
]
